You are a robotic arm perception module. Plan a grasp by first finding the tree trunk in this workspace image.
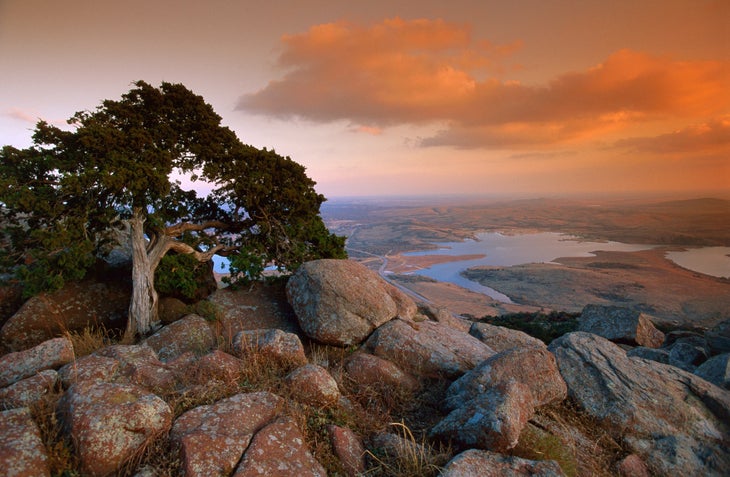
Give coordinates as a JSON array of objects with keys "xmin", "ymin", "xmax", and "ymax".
[{"xmin": 124, "ymin": 208, "xmax": 159, "ymax": 340}]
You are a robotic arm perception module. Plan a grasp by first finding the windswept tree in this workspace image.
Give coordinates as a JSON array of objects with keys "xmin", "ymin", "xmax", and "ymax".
[{"xmin": 0, "ymin": 81, "xmax": 345, "ymax": 339}]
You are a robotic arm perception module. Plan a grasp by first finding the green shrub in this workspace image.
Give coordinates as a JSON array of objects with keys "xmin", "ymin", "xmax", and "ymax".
[
  {"xmin": 155, "ymin": 253, "xmax": 204, "ymax": 300},
  {"xmin": 480, "ymin": 310, "xmax": 579, "ymax": 344}
]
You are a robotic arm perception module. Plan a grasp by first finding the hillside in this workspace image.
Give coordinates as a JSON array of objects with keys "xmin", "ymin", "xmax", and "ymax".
[
  {"xmin": 325, "ymin": 197, "xmax": 730, "ymax": 255},
  {"xmin": 1, "ymin": 260, "xmax": 729, "ymax": 476}
]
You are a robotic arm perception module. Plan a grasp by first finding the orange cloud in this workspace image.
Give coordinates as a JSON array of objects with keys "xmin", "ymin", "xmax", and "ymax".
[
  {"xmin": 350, "ymin": 125, "xmax": 383, "ymax": 135},
  {"xmin": 238, "ymin": 18, "xmax": 730, "ymax": 150},
  {"xmin": 612, "ymin": 116, "xmax": 730, "ymax": 154},
  {"xmin": 239, "ymin": 18, "xmax": 514, "ymax": 123}
]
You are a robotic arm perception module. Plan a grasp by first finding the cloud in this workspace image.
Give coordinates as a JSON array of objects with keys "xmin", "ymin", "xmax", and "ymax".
[
  {"xmin": 238, "ymin": 18, "xmax": 730, "ymax": 149},
  {"xmin": 238, "ymin": 18, "xmax": 517, "ymax": 124},
  {"xmin": 349, "ymin": 125, "xmax": 383, "ymax": 135},
  {"xmin": 6, "ymin": 107, "xmax": 40, "ymax": 124},
  {"xmin": 5, "ymin": 107, "xmax": 67, "ymax": 127},
  {"xmin": 612, "ymin": 116, "xmax": 730, "ymax": 155}
]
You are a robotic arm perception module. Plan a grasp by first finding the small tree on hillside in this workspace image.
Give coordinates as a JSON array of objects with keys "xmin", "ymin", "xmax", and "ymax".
[{"xmin": 0, "ymin": 81, "xmax": 345, "ymax": 339}]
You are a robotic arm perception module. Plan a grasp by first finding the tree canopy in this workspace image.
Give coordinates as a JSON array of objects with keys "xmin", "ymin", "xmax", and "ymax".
[{"xmin": 0, "ymin": 81, "xmax": 346, "ymax": 337}]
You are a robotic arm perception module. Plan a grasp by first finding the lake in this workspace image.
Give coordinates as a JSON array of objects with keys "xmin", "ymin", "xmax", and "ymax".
[
  {"xmin": 402, "ymin": 232, "xmax": 730, "ymax": 301},
  {"xmin": 665, "ymin": 247, "xmax": 730, "ymax": 279},
  {"xmin": 402, "ymin": 232, "xmax": 657, "ymax": 302}
]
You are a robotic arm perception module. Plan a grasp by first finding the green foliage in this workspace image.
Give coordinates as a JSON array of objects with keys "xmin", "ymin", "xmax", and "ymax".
[
  {"xmin": 155, "ymin": 253, "xmax": 203, "ymax": 300},
  {"xmin": 223, "ymin": 249, "xmax": 267, "ymax": 287},
  {"xmin": 0, "ymin": 81, "xmax": 346, "ymax": 305},
  {"xmin": 480, "ymin": 310, "xmax": 580, "ymax": 344},
  {"xmin": 187, "ymin": 300, "xmax": 222, "ymax": 323}
]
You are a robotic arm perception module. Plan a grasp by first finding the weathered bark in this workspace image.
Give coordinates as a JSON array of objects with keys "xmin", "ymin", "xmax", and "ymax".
[
  {"xmin": 125, "ymin": 208, "xmax": 158, "ymax": 340},
  {"xmin": 124, "ymin": 209, "xmax": 232, "ymax": 340}
]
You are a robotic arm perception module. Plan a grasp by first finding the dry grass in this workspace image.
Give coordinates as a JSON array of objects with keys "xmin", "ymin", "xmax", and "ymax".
[
  {"xmin": 27, "ymin": 321, "xmax": 624, "ymax": 477},
  {"xmin": 29, "ymin": 388, "xmax": 80, "ymax": 476},
  {"xmin": 513, "ymin": 399, "xmax": 624, "ymax": 477},
  {"xmin": 64, "ymin": 325, "xmax": 115, "ymax": 358},
  {"xmin": 364, "ymin": 421, "xmax": 452, "ymax": 477},
  {"xmin": 116, "ymin": 430, "xmax": 181, "ymax": 477}
]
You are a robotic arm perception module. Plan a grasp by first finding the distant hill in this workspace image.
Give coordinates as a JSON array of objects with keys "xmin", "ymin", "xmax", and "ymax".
[{"xmin": 324, "ymin": 196, "xmax": 730, "ymax": 255}]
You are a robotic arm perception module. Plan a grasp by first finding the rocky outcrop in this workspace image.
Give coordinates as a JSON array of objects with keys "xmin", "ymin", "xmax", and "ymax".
[
  {"xmin": 158, "ymin": 296, "xmax": 189, "ymax": 324},
  {"xmin": 233, "ymin": 328, "xmax": 307, "ymax": 367},
  {"xmin": 616, "ymin": 454, "xmax": 651, "ymax": 477},
  {"xmin": 58, "ymin": 382, "xmax": 173, "ymax": 477},
  {"xmin": 58, "ymin": 354, "xmax": 120, "ymax": 388},
  {"xmin": 0, "ymin": 282, "xmax": 23, "ymax": 332},
  {"xmin": 430, "ymin": 379, "xmax": 535, "ymax": 452},
  {"xmin": 3, "ymin": 257, "xmax": 728, "ymax": 476},
  {"xmin": 207, "ymin": 284, "xmax": 301, "ymax": 343},
  {"xmin": 549, "ymin": 332, "xmax": 730, "ymax": 476},
  {"xmin": 142, "ymin": 314, "xmax": 215, "ymax": 362},
  {"xmin": 418, "ymin": 303, "xmax": 470, "ymax": 332},
  {"xmin": 694, "ymin": 353, "xmax": 730, "ymax": 390},
  {"xmin": 95, "ymin": 344, "xmax": 178, "ymax": 392},
  {"xmin": 626, "ymin": 346, "xmax": 670, "ymax": 363},
  {"xmin": 441, "ymin": 449, "xmax": 566, "ymax": 477},
  {"xmin": 431, "ymin": 343, "xmax": 565, "ymax": 453},
  {"xmin": 284, "ymin": 364, "xmax": 343, "ymax": 408},
  {"xmin": 344, "ymin": 351, "xmax": 420, "ymax": 394},
  {"xmin": 443, "ymin": 346, "xmax": 567, "ymax": 411},
  {"xmin": 327, "ymin": 425, "xmax": 366, "ymax": 477},
  {"xmin": 233, "ymin": 417, "xmax": 326, "ymax": 477},
  {"xmin": 469, "ymin": 321, "xmax": 546, "ymax": 352},
  {"xmin": 370, "ymin": 430, "xmax": 431, "ymax": 463},
  {"xmin": 706, "ymin": 319, "xmax": 730, "ymax": 355},
  {"xmin": 0, "ymin": 369, "xmax": 57, "ymax": 409},
  {"xmin": 193, "ymin": 349, "xmax": 244, "ymax": 383},
  {"xmin": 0, "ymin": 407, "xmax": 50, "ymax": 477},
  {"xmin": 0, "ymin": 337, "xmax": 73, "ymax": 388},
  {"xmin": 170, "ymin": 392, "xmax": 283, "ymax": 476},
  {"xmin": 365, "ymin": 318, "xmax": 495, "ymax": 379},
  {"xmin": 628, "ymin": 334, "xmax": 712, "ymax": 372},
  {"xmin": 577, "ymin": 304, "xmax": 665, "ymax": 348},
  {"xmin": 668, "ymin": 340, "xmax": 709, "ymax": 371},
  {"xmin": 286, "ymin": 259, "xmax": 416, "ymax": 346},
  {"xmin": 0, "ymin": 280, "xmax": 129, "ymax": 351}
]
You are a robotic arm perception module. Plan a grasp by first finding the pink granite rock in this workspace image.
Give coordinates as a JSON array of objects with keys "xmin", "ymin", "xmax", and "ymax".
[
  {"xmin": 233, "ymin": 417, "xmax": 326, "ymax": 476},
  {"xmin": 0, "ymin": 337, "xmax": 74, "ymax": 388},
  {"xmin": 58, "ymin": 382, "xmax": 172, "ymax": 477},
  {"xmin": 0, "ymin": 407, "xmax": 51, "ymax": 477}
]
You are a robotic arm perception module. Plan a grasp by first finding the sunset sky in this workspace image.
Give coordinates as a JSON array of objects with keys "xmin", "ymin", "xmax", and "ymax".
[{"xmin": 1, "ymin": 0, "xmax": 728, "ymax": 198}]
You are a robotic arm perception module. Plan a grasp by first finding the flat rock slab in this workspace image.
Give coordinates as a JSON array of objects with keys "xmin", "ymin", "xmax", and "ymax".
[
  {"xmin": 441, "ymin": 449, "xmax": 565, "ymax": 477},
  {"xmin": 171, "ymin": 391, "xmax": 283, "ymax": 477},
  {"xmin": 58, "ymin": 382, "xmax": 173, "ymax": 477},
  {"xmin": 578, "ymin": 304, "xmax": 664, "ymax": 348},
  {"xmin": 233, "ymin": 417, "xmax": 326, "ymax": 476},
  {"xmin": 365, "ymin": 318, "xmax": 495, "ymax": 379},
  {"xmin": 549, "ymin": 331, "xmax": 730, "ymax": 476},
  {"xmin": 0, "ymin": 337, "xmax": 73, "ymax": 388},
  {"xmin": 0, "ymin": 407, "xmax": 50, "ymax": 477}
]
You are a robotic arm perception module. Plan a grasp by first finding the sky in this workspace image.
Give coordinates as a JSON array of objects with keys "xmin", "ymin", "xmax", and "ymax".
[{"xmin": 1, "ymin": 0, "xmax": 728, "ymax": 199}]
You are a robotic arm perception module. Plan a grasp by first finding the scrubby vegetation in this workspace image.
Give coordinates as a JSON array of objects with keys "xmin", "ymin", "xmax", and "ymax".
[
  {"xmin": 28, "ymin": 324, "xmax": 454, "ymax": 476},
  {"xmin": 479, "ymin": 310, "xmax": 580, "ymax": 344}
]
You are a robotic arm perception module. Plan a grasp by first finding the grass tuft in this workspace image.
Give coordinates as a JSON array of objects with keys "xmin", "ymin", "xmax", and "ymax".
[
  {"xmin": 64, "ymin": 326, "xmax": 115, "ymax": 358},
  {"xmin": 364, "ymin": 421, "xmax": 451, "ymax": 477},
  {"xmin": 29, "ymin": 388, "xmax": 80, "ymax": 476},
  {"xmin": 512, "ymin": 399, "xmax": 624, "ymax": 477}
]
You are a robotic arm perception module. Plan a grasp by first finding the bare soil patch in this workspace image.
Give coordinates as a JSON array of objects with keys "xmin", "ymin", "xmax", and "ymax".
[{"xmin": 463, "ymin": 248, "xmax": 730, "ymax": 329}]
